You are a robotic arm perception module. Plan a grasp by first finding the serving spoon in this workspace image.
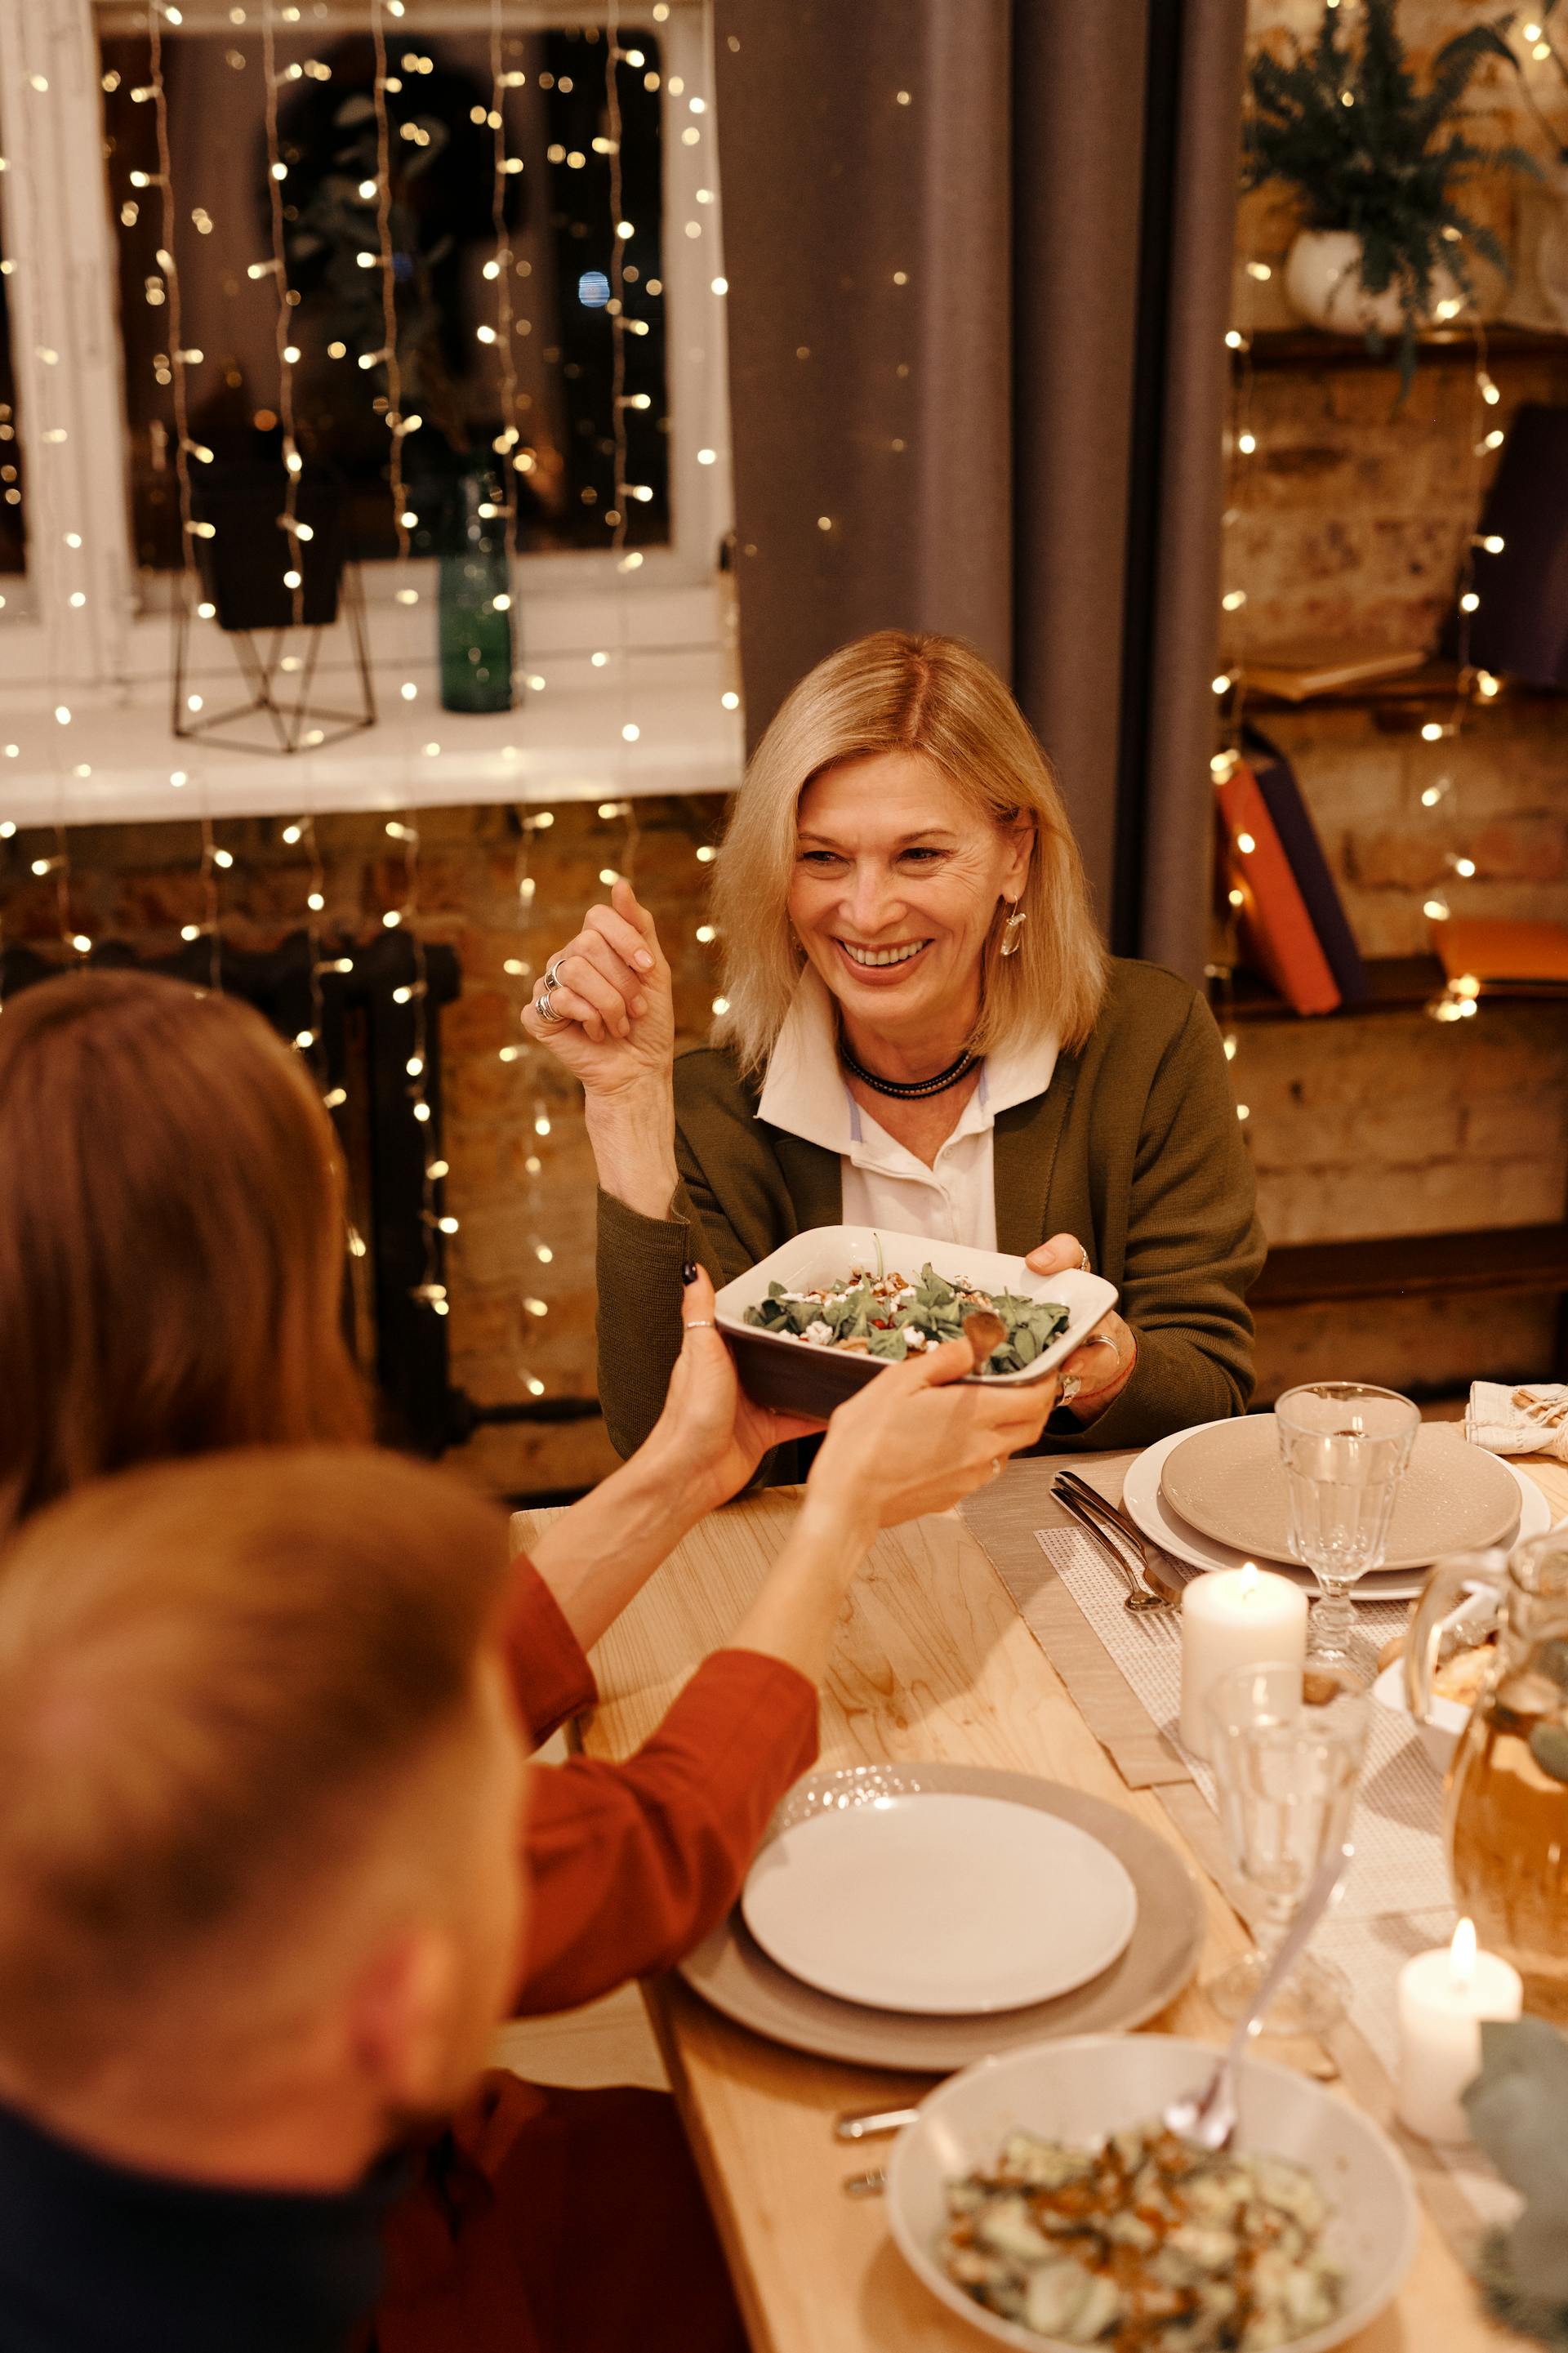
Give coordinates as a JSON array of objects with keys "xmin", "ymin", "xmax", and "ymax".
[{"xmin": 1161, "ymin": 1841, "xmax": 1354, "ymax": 2153}]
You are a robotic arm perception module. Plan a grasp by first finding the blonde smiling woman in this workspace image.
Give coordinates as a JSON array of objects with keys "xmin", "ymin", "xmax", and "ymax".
[{"xmin": 524, "ymin": 630, "xmax": 1264, "ymax": 1467}]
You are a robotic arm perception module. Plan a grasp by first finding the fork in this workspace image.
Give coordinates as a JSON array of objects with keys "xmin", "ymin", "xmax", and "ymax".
[
  {"xmin": 1052, "ymin": 1485, "xmax": 1174, "ymax": 1614},
  {"xmin": 1054, "ymin": 1472, "xmax": 1187, "ymax": 1602}
]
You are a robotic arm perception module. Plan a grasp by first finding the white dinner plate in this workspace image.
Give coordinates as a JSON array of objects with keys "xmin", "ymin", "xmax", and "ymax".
[
  {"xmin": 1120, "ymin": 1419, "xmax": 1551, "ymax": 1602},
  {"xmin": 739, "ymin": 1791, "xmax": 1138, "ymax": 2016}
]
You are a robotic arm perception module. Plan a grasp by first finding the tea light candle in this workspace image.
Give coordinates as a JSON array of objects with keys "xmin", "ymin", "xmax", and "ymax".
[
  {"xmin": 1178, "ymin": 1562, "xmax": 1308, "ymax": 1758},
  {"xmin": 1396, "ymin": 1918, "xmax": 1522, "ymax": 2144}
]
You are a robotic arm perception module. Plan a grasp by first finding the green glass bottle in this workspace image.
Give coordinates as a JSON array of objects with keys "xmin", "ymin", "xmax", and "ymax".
[{"xmin": 439, "ymin": 466, "xmax": 514, "ymax": 713}]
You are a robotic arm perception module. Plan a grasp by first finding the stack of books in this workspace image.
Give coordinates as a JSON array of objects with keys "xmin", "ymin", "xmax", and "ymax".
[{"xmin": 1215, "ymin": 729, "xmax": 1369, "ymax": 1017}]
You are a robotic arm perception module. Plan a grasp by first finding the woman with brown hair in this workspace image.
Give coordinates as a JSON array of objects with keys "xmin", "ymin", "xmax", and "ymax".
[
  {"xmin": 0, "ymin": 968, "xmax": 369, "ymax": 1531},
  {"xmin": 0, "ymin": 965, "xmax": 1054, "ymax": 2351},
  {"xmin": 527, "ymin": 628, "xmax": 1265, "ymax": 1469}
]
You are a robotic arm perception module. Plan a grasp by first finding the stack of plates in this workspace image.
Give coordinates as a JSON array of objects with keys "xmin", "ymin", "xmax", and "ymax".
[
  {"xmin": 678, "ymin": 1763, "xmax": 1205, "ymax": 2070},
  {"xmin": 1120, "ymin": 1415, "xmax": 1548, "ymax": 1602}
]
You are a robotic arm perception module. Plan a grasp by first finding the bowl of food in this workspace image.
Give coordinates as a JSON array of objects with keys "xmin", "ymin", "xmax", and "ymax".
[
  {"xmin": 885, "ymin": 2034, "xmax": 1419, "ymax": 2352},
  {"xmin": 713, "ymin": 1227, "xmax": 1117, "ymax": 1417}
]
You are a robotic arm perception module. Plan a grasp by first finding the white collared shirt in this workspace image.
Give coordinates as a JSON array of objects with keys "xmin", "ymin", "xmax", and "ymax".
[{"xmin": 755, "ymin": 968, "xmax": 1058, "ymax": 1250}]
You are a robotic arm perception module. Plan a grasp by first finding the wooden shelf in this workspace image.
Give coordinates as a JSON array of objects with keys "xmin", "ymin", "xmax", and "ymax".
[
  {"xmin": 1241, "ymin": 325, "xmax": 1568, "ymax": 371},
  {"xmin": 1252, "ymin": 1220, "xmax": 1568, "ymax": 1311},
  {"xmin": 1215, "ymin": 954, "xmax": 1568, "ymax": 1023},
  {"xmin": 1245, "ymin": 662, "xmax": 1568, "ymax": 721},
  {"xmin": 1218, "ymin": 955, "xmax": 1441, "ymax": 1022}
]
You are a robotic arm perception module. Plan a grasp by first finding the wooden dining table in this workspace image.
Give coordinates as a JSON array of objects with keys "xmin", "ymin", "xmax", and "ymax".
[{"xmin": 533, "ymin": 1444, "xmax": 1568, "ymax": 2353}]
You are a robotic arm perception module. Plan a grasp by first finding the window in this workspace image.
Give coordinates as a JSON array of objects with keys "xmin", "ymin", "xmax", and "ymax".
[
  {"xmin": 0, "ymin": 0, "xmax": 731, "ymax": 720},
  {"xmin": 100, "ymin": 18, "xmax": 674, "ymax": 577}
]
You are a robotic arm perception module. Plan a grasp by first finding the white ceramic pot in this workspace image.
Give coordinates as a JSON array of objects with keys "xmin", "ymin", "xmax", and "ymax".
[{"xmin": 1283, "ymin": 228, "xmax": 1462, "ymax": 336}]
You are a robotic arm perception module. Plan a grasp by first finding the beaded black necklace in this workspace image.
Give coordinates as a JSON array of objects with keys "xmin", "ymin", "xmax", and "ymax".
[{"xmin": 838, "ymin": 1039, "xmax": 978, "ymax": 1100}]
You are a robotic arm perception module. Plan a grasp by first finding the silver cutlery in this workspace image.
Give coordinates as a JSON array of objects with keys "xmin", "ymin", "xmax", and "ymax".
[
  {"xmin": 1054, "ymin": 1471, "xmax": 1187, "ymax": 1603},
  {"xmin": 834, "ymin": 2104, "xmax": 920, "ymax": 2141},
  {"xmin": 1161, "ymin": 1841, "xmax": 1354, "ymax": 2153},
  {"xmin": 1052, "ymin": 1484, "xmax": 1174, "ymax": 1614}
]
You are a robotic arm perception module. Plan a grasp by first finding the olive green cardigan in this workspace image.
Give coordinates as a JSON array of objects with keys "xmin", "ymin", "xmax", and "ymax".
[{"xmin": 595, "ymin": 958, "xmax": 1266, "ymax": 1464}]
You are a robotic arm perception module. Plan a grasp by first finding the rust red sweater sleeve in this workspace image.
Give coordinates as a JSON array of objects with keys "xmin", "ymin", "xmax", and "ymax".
[
  {"xmin": 510, "ymin": 1647, "xmax": 819, "ymax": 2017},
  {"xmin": 500, "ymin": 1553, "xmax": 599, "ymax": 1750}
]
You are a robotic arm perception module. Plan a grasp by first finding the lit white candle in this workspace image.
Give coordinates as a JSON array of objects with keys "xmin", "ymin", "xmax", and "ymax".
[
  {"xmin": 1396, "ymin": 1918, "xmax": 1522, "ymax": 2144},
  {"xmin": 1178, "ymin": 1562, "xmax": 1308, "ymax": 1758}
]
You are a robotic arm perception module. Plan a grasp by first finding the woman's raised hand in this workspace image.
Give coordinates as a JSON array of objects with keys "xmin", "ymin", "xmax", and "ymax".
[
  {"xmin": 520, "ymin": 878, "xmax": 675, "ymax": 1102},
  {"xmin": 806, "ymin": 1340, "xmax": 1058, "ymax": 1535}
]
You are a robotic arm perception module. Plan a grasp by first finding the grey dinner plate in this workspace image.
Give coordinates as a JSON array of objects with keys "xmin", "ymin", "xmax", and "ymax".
[{"xmin": 676, "ymin": 1763, "xmax": 1205, "ymax": 2072}]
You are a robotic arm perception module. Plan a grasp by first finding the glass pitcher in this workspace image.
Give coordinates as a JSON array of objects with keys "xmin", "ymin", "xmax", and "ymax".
[{"xmin": 1407, "ymin": 1531, "xmax": 1568, "ymax": 2020}]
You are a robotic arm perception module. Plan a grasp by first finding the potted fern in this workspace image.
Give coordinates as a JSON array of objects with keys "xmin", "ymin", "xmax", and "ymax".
[{"xmin": 1245, "ymin": 0, "xmax": 1539, "ymax": 379}]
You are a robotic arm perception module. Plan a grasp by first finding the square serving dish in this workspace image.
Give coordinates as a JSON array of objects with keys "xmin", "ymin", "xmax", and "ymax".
[{"xmin": 714, "ymin": 1224, "xmax": 1118, "ymax": 1418}]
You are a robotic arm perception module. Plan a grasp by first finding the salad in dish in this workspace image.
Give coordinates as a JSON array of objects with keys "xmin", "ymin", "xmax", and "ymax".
[
  {"xmin": 942, "ymin": 2123, "xmax": 1343, "ymax": 2350},
  {"xmin": 742, "ymin": 1263, "xmax": 1069, "ymax": 1374}
]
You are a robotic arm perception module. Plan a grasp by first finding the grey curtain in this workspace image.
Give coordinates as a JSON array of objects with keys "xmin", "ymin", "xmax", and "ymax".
[{"xmin": 713, "ymin": 0, "xmax": 1246, "ymax": 980}]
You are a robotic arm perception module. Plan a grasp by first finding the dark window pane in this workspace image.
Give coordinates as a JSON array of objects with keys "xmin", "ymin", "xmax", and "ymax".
[{"xmin": 99, "ymin": 20, "xmax": 668, "ymax": 576}]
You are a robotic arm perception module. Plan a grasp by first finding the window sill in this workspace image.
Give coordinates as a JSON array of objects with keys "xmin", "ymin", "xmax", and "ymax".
[{"xmin": 0, "ymin": 575, "xmax": 742, "ymax": 830}]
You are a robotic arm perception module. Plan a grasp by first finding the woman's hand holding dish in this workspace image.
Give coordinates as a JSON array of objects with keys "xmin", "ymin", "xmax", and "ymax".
[
  {"xmin": 648, "ymin": 1269, "xmax": 822, "ymax": 1513},
  {"xmin": 1025, "ymin": 1232, "xmax": 1138, "ymax": 1424},
  {"xmin": 806, "ymin": 1338, "xmax": 1060, "ymax": 1536}
]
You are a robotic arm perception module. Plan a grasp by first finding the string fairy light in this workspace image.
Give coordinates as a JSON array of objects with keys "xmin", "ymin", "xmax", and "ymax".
[
  {"xmin": 260, "ymin": 0, "xmax": 306, "ymax": 626},
  {"xmin": 487, "ymin": 0, "xmax": 522, "ymax": 589},
  {"xmin": 145, "ymin": 4, "xmax": 203, "ymax": 632},
  {"xmin": 502, "ymin": 802, "xmax": 559, "ymax": 1386},
  {"xmin": 367, "ymin": 0, "xmax": 448, "ymax": 1320}
]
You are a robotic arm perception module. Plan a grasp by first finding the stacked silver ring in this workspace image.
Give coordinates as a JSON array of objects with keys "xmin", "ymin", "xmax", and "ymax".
[{"xmin": 533, "ymin": 954, "xmax": 571, "ymax": 1025}]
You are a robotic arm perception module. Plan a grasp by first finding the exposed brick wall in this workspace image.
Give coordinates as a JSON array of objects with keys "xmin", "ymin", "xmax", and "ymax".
[
  {"xmin": 0, "ymin": 795, "xmax": 728, "ymax": 1500},
  {"xmin": 1231, "ymin": 2, "xmax": 1568, "ymax": 1401}
]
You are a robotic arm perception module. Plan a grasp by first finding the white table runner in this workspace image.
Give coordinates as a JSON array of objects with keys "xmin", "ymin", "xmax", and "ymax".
[{"xmin": 1027, "ymin": 1522, "xmax": 1516, "ymax": 2231}]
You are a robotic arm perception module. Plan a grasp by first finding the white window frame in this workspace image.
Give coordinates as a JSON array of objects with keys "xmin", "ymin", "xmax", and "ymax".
[{"xmin": 0, "ymin": 0, "xmax": 733, "ymax": 702}]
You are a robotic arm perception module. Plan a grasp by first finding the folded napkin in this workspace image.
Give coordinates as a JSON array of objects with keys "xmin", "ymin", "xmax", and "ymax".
[{"xmin": 1467, "ymin": 1381, "xmax": 1568, "ymax": 1463}]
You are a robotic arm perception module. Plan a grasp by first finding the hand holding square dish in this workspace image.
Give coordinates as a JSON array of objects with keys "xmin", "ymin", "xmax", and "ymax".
[{"xmin": 713, "ymin": 1224, "xmax": 1117, "ymax": 1417}]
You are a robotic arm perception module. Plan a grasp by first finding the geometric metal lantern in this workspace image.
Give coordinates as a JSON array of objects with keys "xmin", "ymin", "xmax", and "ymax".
[
  {"xmin": 172, "ymin": 561, "xmax": 376, "ymax": 756},
  {"xmin": 172, "ymin": 463, "xmax": 377, "ymax": 755}
]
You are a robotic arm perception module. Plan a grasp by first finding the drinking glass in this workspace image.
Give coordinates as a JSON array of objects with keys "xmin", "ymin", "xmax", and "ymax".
[
  {"xmin": 1205, "ymin": 1658, "xmax": 1369, "ymax": 2036},
  {"xmin": 1276, "ymin": 1382, "xmax": 1420, "ymax": 1664}
]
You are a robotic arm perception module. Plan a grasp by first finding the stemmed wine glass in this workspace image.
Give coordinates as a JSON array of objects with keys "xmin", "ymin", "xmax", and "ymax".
[
  {"xmin": 1205, "ymin": 1657, "xmax": 1368, "ymax": 2036},
  {"xmin": 1276, "ymin": 1382, "xmax": 1420, "ymax": 1664}
]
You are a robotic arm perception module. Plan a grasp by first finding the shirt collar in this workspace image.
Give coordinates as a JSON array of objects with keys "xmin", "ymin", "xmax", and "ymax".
[{"xmin": 756, "ymin": 966, "xmax": 1058, "ymax": 1148}]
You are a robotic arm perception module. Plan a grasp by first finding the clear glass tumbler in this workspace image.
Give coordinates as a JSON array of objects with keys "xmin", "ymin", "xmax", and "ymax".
[
  {"xmin": 1276, "ymin": 1382, "xmax": 1420, "ymax": 1664},
  {"xmin": 1205, "ymin": 1658, "xmax": 1369, "ymax": 2035}
]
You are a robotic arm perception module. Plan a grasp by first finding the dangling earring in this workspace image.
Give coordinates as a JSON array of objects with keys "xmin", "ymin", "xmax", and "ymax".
[{"xmin": 1000, "ymin": 900, "xmax": 1027, "ymax": 958}]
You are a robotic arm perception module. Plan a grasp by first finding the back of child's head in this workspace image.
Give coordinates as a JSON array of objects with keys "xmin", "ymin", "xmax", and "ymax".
[
  {"xmin": 0, "ymin": 1446, "xmax": 514, "ymax": 2102},
  {"xmin": 0, "ymin": 970, "xmax": 369, "ymax": 1535}
]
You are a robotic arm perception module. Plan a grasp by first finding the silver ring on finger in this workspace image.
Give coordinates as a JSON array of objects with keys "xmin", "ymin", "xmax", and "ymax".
[
  {"xmin": 683, "ymin": 1317, "xmax": 719, "ymax": 1333},
  {"xmin": 1077, "ymin": 1332, "xmax": 1118, "ymax": 1357},
  {"xmin": 533, "ymin": 980, "xmax": 566, "ymax": 1025},
  {"xmin": 1077, "ymin": 1244, "xmax": 1091, "ymax": 1272},
  {"xmin": 544, "ymin": 954, "xmax": 568, "ymax": 992},
  {"xmin": 990, "ymin": 1457, "xmax": 1004, "ymax": 1482},
  {"xmin": 1059, "ymin": 1374, "xmax": 1083, "ymax": 1403}
]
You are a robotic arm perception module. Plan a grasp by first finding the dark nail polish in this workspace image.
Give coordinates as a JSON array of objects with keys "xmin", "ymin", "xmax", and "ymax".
[{"xmin": 681, "ymin": 1259, "xmax": 699, "ymax": 1286}]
